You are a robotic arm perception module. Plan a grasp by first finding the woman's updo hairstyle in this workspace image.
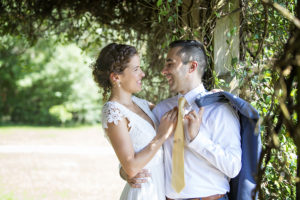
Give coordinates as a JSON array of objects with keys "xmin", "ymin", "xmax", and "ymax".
[{"xmin": 92, "ymin": 43, "xmax": 137, "ymax": 99}]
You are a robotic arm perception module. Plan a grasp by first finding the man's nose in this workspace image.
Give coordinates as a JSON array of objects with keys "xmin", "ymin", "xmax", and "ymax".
[{"xmin": 161, "ymin": 66, "xmax": 167, "ymax": 76}]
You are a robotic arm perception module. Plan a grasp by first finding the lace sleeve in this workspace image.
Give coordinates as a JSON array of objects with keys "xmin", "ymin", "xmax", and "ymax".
[{"xmin": 101, "ymin": 102, "xmax": 125, "ymax": 129}]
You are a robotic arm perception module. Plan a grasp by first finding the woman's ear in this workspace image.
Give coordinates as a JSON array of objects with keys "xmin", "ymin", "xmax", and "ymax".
[
  {"xmin": 189, "ymin": 61, "xmax": 198, "ymax": 73},
  {"xmin": 110, "ymin": 72, "xmax": 121, "ymax": 87},
  {"xmin": 110, "ymin": 72, "xmax": 119, "ymax": 82}
]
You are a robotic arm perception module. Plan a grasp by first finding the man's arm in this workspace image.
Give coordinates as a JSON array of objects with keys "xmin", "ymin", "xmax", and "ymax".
[{"xmin": 186, "ymin": 103, "xmax": 242, "ymax": 178}]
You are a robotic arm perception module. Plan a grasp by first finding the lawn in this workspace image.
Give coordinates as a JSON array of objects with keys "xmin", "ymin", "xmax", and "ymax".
[{"xmin": 0, "ymin": 126, "xmax": 124, "ymax": 200}]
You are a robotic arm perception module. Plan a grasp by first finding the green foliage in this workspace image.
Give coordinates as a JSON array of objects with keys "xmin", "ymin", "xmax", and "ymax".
[
  {"xmin": 0, "ymin": 35, "xmax": 101, "ymax": 125},
  {"xmin": 217, "ymin": 1, "xmax": 298, "ymax": 199},
  {"xmin": 242, "ymin": 0, "xmax": 295, "ymax": 61},
  {"xmin": 0, "ymin": 0, "xmax": 155, "ymax": 45},
  {"xmin": 49, "ymin": 105, "xmax": 72, "ymax": 124},
  {"xmin": 263, "ymin": 134, "xmax": 297, "ymax": 199}
]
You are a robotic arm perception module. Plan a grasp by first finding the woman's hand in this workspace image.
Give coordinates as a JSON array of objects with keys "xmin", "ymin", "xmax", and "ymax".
[{"xmin": 157, "ymin": 107, "xmax": 178, "ymax": 139}]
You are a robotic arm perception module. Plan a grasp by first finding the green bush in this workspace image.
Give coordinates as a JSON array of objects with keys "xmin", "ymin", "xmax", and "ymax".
[
  {"xmin": 0, "ymin": 36, "xmax": 101, "ymax": 125},
  {"xmin": 49, "ymin": 105, "xmax": 73, "ymax": 124}
]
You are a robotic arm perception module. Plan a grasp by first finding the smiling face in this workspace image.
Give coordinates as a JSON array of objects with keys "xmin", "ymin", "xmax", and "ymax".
[
  {"xmin": 161, "ymin": 47, "xmax": 189, "ymax": 94},
  {"xmin": 118, "ymin": 54, "xmax": 145, "ymax": 93}
]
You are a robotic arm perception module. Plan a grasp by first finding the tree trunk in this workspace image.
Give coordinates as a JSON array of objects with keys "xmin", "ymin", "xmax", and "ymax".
[
  {"xmin": 213, "ymin": 0, "xmax": 240, "ymax": 94},
  {"xmin": 294, "ymin": 1, "xmax": 300, "ymax": 199}
]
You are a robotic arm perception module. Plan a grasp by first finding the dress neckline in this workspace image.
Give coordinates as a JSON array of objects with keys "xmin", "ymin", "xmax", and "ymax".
[{"xmin": 107, "ymin": 96, "xmax": 156, "ymax": 130}]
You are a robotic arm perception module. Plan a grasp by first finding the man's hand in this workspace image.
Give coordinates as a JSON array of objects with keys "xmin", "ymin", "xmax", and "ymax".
[
  {"xmin": 120, "ymin": 167, "xmax": 151, "ymax": 188},
  {"xmin": 127, "ymin": 169, "xmax": 151, "ymax": 188},
  {"xmin": 183, "ymin": 88, "xmax": 220, "ymax": 141},
  {"xmin": 211, "ymin": 88, "xmax": 223, "ymax": 93},
  {"xmin": 184, "ymin": 107, "xmax": 204, "ymax": 141}
]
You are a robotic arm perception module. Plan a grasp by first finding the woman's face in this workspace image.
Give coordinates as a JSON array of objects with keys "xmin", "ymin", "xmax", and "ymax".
[{"xmin": 119, "ymin": 54, "xmax": 145, "ymax": 93}]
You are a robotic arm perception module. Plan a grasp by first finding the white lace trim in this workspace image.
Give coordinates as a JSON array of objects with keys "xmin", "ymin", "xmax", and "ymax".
[
  {"xmin": 101, "ymin": 102, "xmax": 132, "ymax": 129},
  {"xmin": 101, "ymin": 96, "xmax": 157, "ymax": 152}
]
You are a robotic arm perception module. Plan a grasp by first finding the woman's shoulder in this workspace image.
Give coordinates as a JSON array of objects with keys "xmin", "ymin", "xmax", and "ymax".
[
  {"xmin": 102, "ymin": 101, "xmax": 121, "ymax": 114},
  {"xmin": 102, "ymin": 101, "xmax": 117, "ymax": 109},
  {"xmin": 101, "ymin": 101, "xmax": 126, "ymax": 129}
]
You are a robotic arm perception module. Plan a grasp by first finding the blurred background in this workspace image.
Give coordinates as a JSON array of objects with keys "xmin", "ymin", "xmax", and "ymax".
[
  {"xmin": 0, "ymin": 37, "xmax": 101, "ymax": 126},
  {"xmin": 0, "ymin": 36, "xmax": 124, "ymax": 199}
]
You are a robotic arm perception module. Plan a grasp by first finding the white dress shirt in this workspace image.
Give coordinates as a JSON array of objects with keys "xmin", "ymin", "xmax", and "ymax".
[{"xmin": 152, "ymin": 84, "xmax": 242, "ymax": 199}]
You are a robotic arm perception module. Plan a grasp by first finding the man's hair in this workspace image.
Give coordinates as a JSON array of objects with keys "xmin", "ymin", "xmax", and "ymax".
[{"xmin": 169, "ymin": 40, "xmax": 207, "ymax": 78}]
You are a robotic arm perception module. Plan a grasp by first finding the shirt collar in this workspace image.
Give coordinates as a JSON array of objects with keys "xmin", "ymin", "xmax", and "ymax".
[{"xmin": 178, "ymin": 84, "xmax": 206, "ymax": 105}]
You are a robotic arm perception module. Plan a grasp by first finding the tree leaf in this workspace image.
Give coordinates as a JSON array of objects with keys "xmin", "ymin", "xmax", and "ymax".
[{"xmin": 157, "ymin": 0, "xmax": 162, "ymax": 7}]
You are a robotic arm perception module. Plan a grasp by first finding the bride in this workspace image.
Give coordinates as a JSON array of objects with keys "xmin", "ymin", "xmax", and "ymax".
[{"xmin": 92, "ymin": 43, "xmax": 177, "ymax": 200}]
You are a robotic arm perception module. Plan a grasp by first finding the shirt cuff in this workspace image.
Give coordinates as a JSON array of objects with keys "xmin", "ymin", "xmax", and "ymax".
[{"xmin": 187, "ymin": 126, "xmax": 213, "ymax": 153}]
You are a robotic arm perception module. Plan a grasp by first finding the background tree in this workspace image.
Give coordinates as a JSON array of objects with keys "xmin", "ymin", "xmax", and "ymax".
[{"xmin": 0, "ymin": 35, "xmax": 101, "ymax": 125}]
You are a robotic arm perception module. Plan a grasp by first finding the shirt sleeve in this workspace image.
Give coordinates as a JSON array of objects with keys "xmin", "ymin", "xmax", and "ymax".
[
  {"xmin": 152, "ymin": 104, "xmax": 162, "ymax": 122},
  {"xmin": 187, "ymin": 103, "xmax": 242, "ymax": 178}
]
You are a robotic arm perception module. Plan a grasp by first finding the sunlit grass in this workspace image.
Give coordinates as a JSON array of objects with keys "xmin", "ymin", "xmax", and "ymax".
[
  {"xmin": 0, "ymin": 178, "xmax": 16, "ymax": 200},
  {"xmin": 0, "ymin": 124, "xmax": 102, "ymax": 133},
  {"xmin": 0, "ymin": 123, "xmax": 120, "ymax": 199},
  {"xmin": 0, "ymin": 191, "xmax": 16, "ymax": 200}
]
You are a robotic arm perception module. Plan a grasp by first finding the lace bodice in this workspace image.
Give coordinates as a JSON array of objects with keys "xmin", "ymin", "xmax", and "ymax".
[{"xmin": 101, "ymin": 96, "xmax": 159, "ymax": 152}]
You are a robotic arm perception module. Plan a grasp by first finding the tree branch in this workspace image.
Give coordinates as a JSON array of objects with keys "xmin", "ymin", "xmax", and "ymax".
[{"xmin": 262, "ymin": 0, "xmax": 300, "ymax": 29}]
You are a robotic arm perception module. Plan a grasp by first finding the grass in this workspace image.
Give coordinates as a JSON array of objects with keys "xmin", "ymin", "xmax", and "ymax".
[
  {"xmin": 0, "ymin": 124, "xmax": 102, "ymax": 134},
  {"xmin": 0, "ymin": 125, "xmax": 122, "ymax": 200},
  {"xmin": 0, "ymin": 192, "xmax": 16, "ymax": 200},
  {"xmin": 0, "ymin": 178, "xmax": 16, "ymax": 200},
  {"xmin": 0, "ymin": 124, "xmax": 101, "ymax": 130}
]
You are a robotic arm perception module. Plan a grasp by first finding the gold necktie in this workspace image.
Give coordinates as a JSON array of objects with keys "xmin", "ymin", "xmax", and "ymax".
[{"xmin": 171, "ymin": 96, "xmax": 186, "ymax": 193}]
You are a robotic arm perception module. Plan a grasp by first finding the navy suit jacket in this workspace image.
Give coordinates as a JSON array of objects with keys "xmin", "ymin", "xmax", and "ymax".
[{"xmin": 195, "ymin": 91, "xmax": 261, "ymax": 200}]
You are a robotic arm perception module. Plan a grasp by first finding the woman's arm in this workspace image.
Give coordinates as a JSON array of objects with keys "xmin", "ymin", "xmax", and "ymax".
[{"xmin": 106, "ymin": 108, "xmax": 177, "ymax": 178}]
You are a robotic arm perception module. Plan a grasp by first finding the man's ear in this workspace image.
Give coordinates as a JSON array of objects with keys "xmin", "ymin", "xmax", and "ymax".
[{"xmin": 189, "ymin": 61, "xmax": 198, "ymax": 73}]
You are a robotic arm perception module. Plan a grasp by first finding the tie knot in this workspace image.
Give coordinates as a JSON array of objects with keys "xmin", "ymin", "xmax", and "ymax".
[{"xmin": 178, "ymin": 97, "xmax": 186, "ymax": 108}]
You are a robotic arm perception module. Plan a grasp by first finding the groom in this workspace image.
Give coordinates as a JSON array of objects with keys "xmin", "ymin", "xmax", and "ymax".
[{"xmin": 128, "ymin": 40, "xmax": 242, "ymax": 200}]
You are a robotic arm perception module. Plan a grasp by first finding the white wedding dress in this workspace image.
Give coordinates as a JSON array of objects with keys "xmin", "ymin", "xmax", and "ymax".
[{"xmin": 101, "ymin": 96, "xmax": 165, "ymax": 200}]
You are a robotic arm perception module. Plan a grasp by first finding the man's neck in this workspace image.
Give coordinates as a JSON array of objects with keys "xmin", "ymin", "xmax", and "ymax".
[{"xmin": 179, "ymin": 80, "xmax": 203, "ymax": 95}]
